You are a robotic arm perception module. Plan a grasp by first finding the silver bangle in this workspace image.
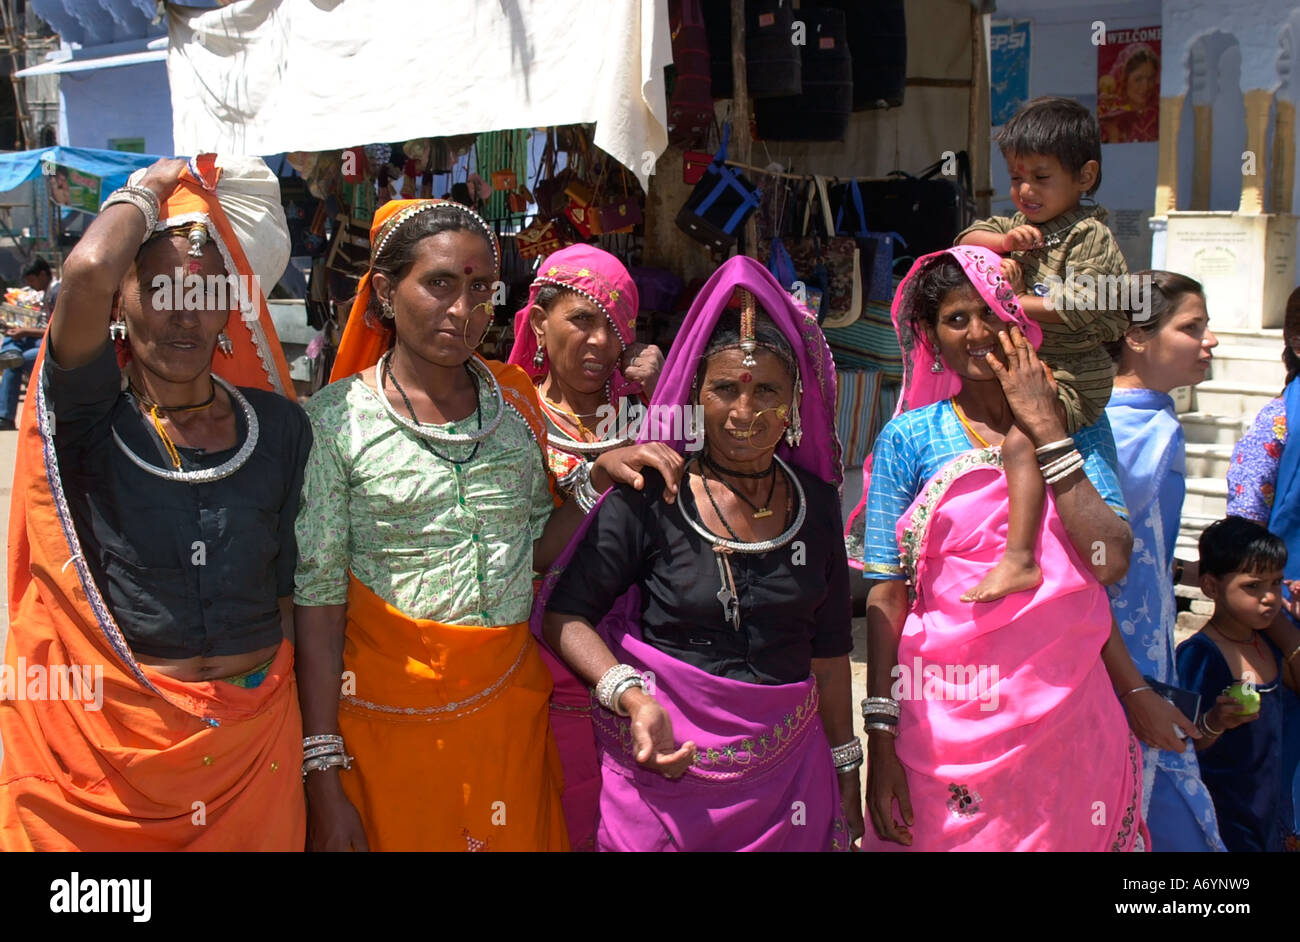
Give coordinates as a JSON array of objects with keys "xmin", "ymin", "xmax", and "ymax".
[
  {"xmin": 830, "ymin": 737, "xmax": 863, "ymax": 766},
  {"xmin": 609, "ymin": 676, "xmax": 645, "ymax": 717},
  {"xmin": 835, "ymin": 758, "xmax": 864, "ymax": 774},
  {"xmin": 1038, "ymin": 448, "xmax": 1082, "ymax": 476},
  {"xmin": 573, "ymin": 464, "xmax": 603, "ymax": 513},
  {"xmin": 1033, "ymin": 437, "xmax": 1074, "ymax": 458},
  {"xmin": 1044, "ymin": 453, "xmax": 1085, "ymax": 485},
  {"xmin": 302, "ymin": 752, "xmax": 354, "ymax": 780},
  {"xmin": 596, "ymin": 664, "xmax": 643, "ymax": 713},
  {"xmin": 861, "ymin": 696, "xmax": 900, "ymax": 720},
  {"xmin": 101, "ymin": 185, "xmax": 160, "ymax": 237},
  {"xmin": 302, "ymin": 744, "xmax": 345, "ymax": 761},
  {"xmin": 865, "ymin": 722, "xmax": 899, "ymax": 737},
  {"xmin": 302, "ymin": 734, "xmax": 344, "ymax": 749}
]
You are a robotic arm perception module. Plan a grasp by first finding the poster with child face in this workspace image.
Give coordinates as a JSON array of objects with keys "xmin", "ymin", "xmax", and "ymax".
[{"xmin": 1098, "ymin": 27, "xmax": 1161, "ymax": 143}]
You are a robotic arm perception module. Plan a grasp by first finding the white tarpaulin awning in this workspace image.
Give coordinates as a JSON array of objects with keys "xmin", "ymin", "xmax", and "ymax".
[{"xmin": 167, "ymin": 0, "xmax": 672, "ymax": 188}]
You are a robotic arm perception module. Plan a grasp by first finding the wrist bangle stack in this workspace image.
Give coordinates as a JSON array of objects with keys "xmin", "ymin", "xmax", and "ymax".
[
  {"xmin": 861, "ymin": 695, "xmax": 901, "ymax": 723},
  {"xmin": 301, "ymin": 733, "xmax": 354, "ymax": 780},
  {"xmin": 571, "ymin": 462, "xmax": 602, "ymax": 513},
  {"xmin": 831, "ymin": 737, "xmax": 864, "ymax": 773},
  {"xmin": 596, "ymin": 664, "xmax": 644, "ymax": 716},
  {"xmin": 1199, "ymin": 712, "xmax": 1223, "ymax": 737},
  {"xmin": 1039, "ymin": 448, "xmax": 1085, "ymax": 485},
  {"xmin": 101, "ymin": 184, "xmax": 160, "ymax": 238}
]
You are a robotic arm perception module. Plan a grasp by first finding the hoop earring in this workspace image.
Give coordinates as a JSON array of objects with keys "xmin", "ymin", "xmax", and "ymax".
[{"xmin": 930, "ymin": 354, "xmax": 944, "ymax": 374}]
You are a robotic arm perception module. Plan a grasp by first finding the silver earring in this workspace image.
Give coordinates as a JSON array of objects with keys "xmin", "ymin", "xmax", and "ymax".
[
  {"xmin": 930, "ymin": 354, "xmax": 944, "ymax": 374},
  {"xmin": 217, "ymin": 330, "xmax": 234, "ymax": 357},
  {"xmin": 533, "ymin": 346, "xmax": 545, "ymax": 369},
  {"xmin": 381, "ymin": 299, "xmax": 395, "ymax": 319},
  {"xmin": 109, "ymin": 320, "xmax": 127, "ymax": 341},
  {"xmin": 784, "ymin": 378, "xmax": 803, "ymax": 447}
]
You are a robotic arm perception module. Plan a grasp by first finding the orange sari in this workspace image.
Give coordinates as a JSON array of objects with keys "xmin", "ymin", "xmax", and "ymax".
[{"xmin": 0, "ymin": 157, "xmax": 305, "ymax": 851}]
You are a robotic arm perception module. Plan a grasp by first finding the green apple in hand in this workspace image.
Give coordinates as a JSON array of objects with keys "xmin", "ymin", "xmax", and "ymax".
[{"xmin": 1224, "ymin": 681, "xmax": 1261, "ymax": 715}]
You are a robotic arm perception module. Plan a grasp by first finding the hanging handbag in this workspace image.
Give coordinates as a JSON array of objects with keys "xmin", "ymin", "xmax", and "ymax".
[
  {"xmin": 855, "ymin": 151, "xmax": 975, "ymax": 258},
  {"xmin": 597, "ymin": 166, "xmax": 643, "ymax": 234},
  {"xmin": 683, "ymin": 150, "xmax": 713, "ymax": 185},
  {"xmin": 518, "ymin": 216, "xmax": 563, "ymax": 260},
  {"xmin": 667, "ymin": 0, "xmax": 715, "ymax": 148},
  {"xmin": 674, "ymin": 123, "xmax": 762, "ymax": 252},
  {"xmin": 832, "ymin": 177, "xmax": 903, "ymax": 304}
]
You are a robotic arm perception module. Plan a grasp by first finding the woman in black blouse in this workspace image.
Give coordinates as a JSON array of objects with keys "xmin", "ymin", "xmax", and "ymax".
[
  {"xmin": 541, "ymin": 256, "xmax": 860, "ymax": 851},
  {"xmin": 0, "ymin": 156, "xmax": 310, "ymax": 851}
]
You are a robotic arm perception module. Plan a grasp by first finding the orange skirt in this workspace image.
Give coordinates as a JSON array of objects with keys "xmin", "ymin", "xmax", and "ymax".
[{"xmin": 337, "ymin": 574, "xmax": 568, "ymax": 851}]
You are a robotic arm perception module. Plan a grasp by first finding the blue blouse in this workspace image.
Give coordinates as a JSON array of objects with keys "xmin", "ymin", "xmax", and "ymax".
[{"xmin": 863, "ymin": 400, "xmax": 1128, "ymax": 578}]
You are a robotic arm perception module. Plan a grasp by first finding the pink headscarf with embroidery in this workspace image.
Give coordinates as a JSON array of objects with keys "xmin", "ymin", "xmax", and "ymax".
[
  {"xmin": 509, "ymin": 244, "xmax": 641, "ymax": 401},
  {"xmin": 892, "ymin": 245, "xmax": 1042, "ymax": 413}
]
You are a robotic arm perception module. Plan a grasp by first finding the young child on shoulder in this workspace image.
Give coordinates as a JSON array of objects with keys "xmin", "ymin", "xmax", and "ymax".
[
  {"xmin": 1177, "ymin": 517, "xmax": 1298, "ymax": 852},
  {"xmin": 956, "ymin": 96, "xmax": 1130, "ymax": 602}
]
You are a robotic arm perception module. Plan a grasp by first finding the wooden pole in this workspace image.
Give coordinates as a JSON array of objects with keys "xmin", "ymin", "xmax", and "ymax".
[
  {"xmin": 1154, "ymin": 94, "xmax": 1183, "ymax": 216},
  {"xmin": 730, "ymin": 0, "xmax": 757, "ymax": 258}
]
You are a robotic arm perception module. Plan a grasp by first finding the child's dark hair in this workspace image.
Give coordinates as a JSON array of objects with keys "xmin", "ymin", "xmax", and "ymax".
[
  {"xmin": 906, "ymin": 255, "xmax": 975, "ymax": 337},
  {"xmin": 1198, "ymin": 516, "xmax": 1287, "ymax": 579},
  {"xmin": 995, "ymin": 96, "xmax": 1103, "ymax": 195},
  {"xmin": 1105, "ymin": 270, "xmax": 1204, "ymax": 362}
]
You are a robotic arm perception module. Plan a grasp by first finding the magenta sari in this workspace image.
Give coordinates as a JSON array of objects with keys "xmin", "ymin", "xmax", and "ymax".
[{"xmin": 862, "ymin": 450, "xmax": 1145, "ymax": 851}]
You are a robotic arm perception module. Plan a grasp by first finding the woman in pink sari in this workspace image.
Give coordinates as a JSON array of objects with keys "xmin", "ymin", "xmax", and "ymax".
[{"xmin": 862, "ymin": 246, "xmax": 1195, "ymax": 850}]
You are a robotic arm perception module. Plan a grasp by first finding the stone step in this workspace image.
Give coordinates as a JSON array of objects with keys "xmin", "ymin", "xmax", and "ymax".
[
  {"xmin": 1183, "ymin": 441, "xmax": 1235, "ymax": 479},
  {"xmin": 1205, "ymin": 345, "xmax": 1289, "ymax": 386},
  {"xmin": 1181, "ymin": 476, "xmax": 1228, "ymax": 518},
  {"xmin": 1179, "ymin": 410, "xmax": 1249, "ymax": 445},
  {"xmin": 1191, "ymin": 381, "xmax": 1281, "ymax": 421}
]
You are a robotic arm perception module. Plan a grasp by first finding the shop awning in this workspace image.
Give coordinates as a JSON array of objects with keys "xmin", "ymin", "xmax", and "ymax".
[
  {"xmin": 0, "ymin": 146, "xmax": 164, "ymax": 197},
  {"xmin": 166, "ymin": 0, "xmax": 671, "ymax": 189}
]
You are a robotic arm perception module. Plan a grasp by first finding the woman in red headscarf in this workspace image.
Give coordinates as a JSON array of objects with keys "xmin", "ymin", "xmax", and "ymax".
[
  {"xmin": 506, "ymin": 245, "xmax": 663, "ymax": 850},
  {"xmin": 293, "ymin": 200, "xmax": 681, "ymax": 851}
]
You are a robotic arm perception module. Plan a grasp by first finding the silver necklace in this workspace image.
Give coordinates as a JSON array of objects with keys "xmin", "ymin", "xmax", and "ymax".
[
  {"xmin": 539, "ymin": 381, "xmax": 631, "ymax": 454},
  {"xmin": 112, "ymin": 375, "xmax": 258, "ymax": 484},
  {"xmin": 376, "ymin": 351, "xmax": 504, "ymax": 444},
  {"xmin": 678, "ymin": 454, "xmax": 807, "ymax": 554}
]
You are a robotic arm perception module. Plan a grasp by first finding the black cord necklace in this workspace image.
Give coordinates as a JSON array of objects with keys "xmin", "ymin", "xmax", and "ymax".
[
  {"xmin": 384, "ymin": 358, "xmax": 482, "ymax": 465},
  {"xmin": 701, "ymin": 450, "xmax": 774, "ymax": 479},
  {"xmin": 705, "ymin": 460, "xmax": 777, "ymax": 518},
  {"xmin": 128, "ymin": 376, "xmax": 217, "ymax": 412}
]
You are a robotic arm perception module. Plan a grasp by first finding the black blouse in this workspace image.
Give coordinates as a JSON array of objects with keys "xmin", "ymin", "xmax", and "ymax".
[
  {"xmin": 547, "ymin": 466, "xmax": 853, "ymax": 685},
  {"xmin": 44, "ymin": 342, "xmax": 311, "ymax": 659}
]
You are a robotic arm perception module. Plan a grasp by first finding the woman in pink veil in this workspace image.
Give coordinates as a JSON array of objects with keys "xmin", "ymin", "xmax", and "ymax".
[{"xmin": 860, "ymin": 246, "xmax": 1192, "ymax": 851}]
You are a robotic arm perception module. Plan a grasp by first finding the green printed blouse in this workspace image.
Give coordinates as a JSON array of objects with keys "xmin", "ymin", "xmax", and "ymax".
[{"xmin": 293, "ymin": 372, "xmax": 555, "ymax": 625}]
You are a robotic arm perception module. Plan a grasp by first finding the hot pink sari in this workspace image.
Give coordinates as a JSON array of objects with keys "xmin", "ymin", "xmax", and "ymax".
[{"xmin": 863, "ymin": 448, "xmax": 1146, "ymax": 851}]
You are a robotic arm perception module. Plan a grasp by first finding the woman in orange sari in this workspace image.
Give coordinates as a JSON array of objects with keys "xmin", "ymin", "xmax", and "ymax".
[
  {"xmin": 293, "ymin": 199, "xmax": 680, "ymax": 851},
  {"xmin": 0, "ymin": 156, "xmax": 307, "ymax": 850}
]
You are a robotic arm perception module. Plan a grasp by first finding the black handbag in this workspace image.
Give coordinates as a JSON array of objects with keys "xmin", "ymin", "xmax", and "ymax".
[
  {"xmin": 851, "ymin": 151, "xmax": 975, "ymax": 258},
  {"xmin": 674, "ymin": 123, "xmax": 762, "ymax": 252},
  {"xmin": 754, "ymin": 6, "xmax": 852, "ymax": 142}
]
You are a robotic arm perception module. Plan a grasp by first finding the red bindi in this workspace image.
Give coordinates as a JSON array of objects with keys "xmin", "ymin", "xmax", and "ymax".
[
  {"xmin": 740, "ymin": 371, "xmax": 752, "ymax": 383},
  {"xmin": 464, "ymin": 265, "xmax": 474, "ymax": 275},
  {"xmin": 186, "ymin": 260, "xmax": 202, "ymax": 274}
]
